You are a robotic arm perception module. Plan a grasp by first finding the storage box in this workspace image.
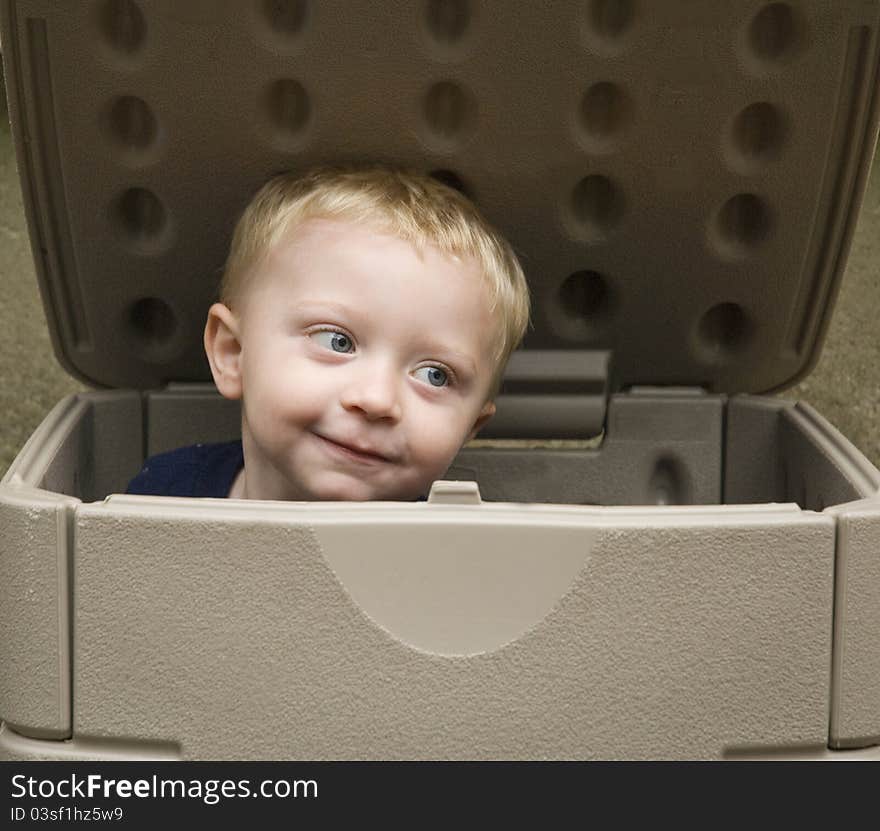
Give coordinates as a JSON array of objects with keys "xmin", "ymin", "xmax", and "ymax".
[{"xmin": 2, "ymin": 0, "xmax": 880, "ymax": 760}]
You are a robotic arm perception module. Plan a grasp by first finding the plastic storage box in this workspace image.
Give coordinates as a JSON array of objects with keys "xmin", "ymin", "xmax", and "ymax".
[{"xmin": 2, "ymin": 0, "xmax": 880, "ymax": 760}]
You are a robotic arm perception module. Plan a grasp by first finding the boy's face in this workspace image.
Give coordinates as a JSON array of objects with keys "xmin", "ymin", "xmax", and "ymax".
[{"xmin": 206, "ymin": 218, "xmax": 498, "ymax": 501}]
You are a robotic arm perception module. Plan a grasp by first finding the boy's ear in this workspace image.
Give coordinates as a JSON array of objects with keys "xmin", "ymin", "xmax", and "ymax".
[
  {"xmin": 204, "ymin": 303, "xmax": 243, "ymax": 400},
  {"xmin": 466, "ymin": 400, "xmax": 496, "ymax": 442}
]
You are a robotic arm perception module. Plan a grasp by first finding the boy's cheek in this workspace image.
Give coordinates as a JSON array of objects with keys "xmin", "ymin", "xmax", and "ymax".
[
  {"xmin": 409, "ymin": 419, "xmax": 470, "ymax": 470},
  {"xmin": 244, "ymin": 379, "xmax": 310, "ymax": 432},
  {"xmin": 248, "ymin": 360, "xmax": 320, "ymax": 407}
]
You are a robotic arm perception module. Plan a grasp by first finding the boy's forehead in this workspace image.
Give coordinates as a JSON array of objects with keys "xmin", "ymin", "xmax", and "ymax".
[
  {"xmin": 245, "ymin": 219, "xmax": 502, "ymax": 357},
  {"xmin": 274, "ymin": 215, "xmax": 434, "ymax": 259},
  {"xmin": 258, "ymin": 216, "xmax": 479, "ymax": 289},
  {"xmin": 242, "ymin": 217, "xmax": 354, "ymax": 298}
]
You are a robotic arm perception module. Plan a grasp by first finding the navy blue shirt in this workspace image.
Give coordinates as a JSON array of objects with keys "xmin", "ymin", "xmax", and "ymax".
[{"xmin": 126, "ymin": 441, "xmax": 244, "ymax": 498}]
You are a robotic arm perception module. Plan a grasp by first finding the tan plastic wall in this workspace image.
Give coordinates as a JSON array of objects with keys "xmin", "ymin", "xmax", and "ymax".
[
  {"xmin": 63, "ymin": 499, "xmax": 834, "ymax": 760},
  {"xmin": 831, "ymin": 502, "xmax": 880, "ymax": 748},
  {"xmin": 0, "ymin": 487, "xmax": 75, "ymax": 739}
]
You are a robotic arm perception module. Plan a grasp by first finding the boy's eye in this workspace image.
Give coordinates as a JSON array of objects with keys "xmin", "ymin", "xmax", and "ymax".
[
  {"xmin": 413, "ymin": 366, "xmax": 449, "ymax": 387},
  {"xmin": 312, "ymin": 330, "xmax": 355, "ymax": 353}
]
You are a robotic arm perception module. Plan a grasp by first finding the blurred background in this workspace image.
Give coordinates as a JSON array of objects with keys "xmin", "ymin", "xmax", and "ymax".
[{"xmin": 2, "ymin": 60, "xmax": 879, "ymax": 480}]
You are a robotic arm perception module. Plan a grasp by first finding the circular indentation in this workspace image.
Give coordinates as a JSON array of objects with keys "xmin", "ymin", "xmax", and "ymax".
[
  {"xmin": 116, "ymin": 188, "xmax": 167, "ymax": 242},
  {"xmin": 648, "ymin": 456, "xmax": 689, "ymax": 505},
  {"xmin": 262, "ymin": 0, "xmax": 308, "ymax": 35},
  {"xmin": 108, "ymin": 96, "xmax": 157, "ymax": 151},
  {"xmin": 99, "ymin": 0, "xmax": 146, "ymax": 54},
  {"xmin": 424, "ymin": 81, "xmax": 473, "ymax": 142},
  {"xmin": 559, "ymin": 270, "xmax": 612, "ymax": 325},
  {"xmin": 696, "ymin": 302, "xmax": 754, "ymax": 361},
  {"xmin": 266, "ymin": 79, "xmax": 311, "ymax": 136},
  {"xmin": 730, "ymin": 102, "xmax": 786, "ymax": 164},
  {"xmin": 128, "ymin": 298, "xmax": 178, "ymax": 351},
  {"xmin": 713, "ymin": 193, "xmax": 772, "ymax": 253},
  {"xmin": 428, "ymin": 169, "xmax": 471, "ymax": 198},
  {"xmin": 569, "ymin": 175, "xmax": 625, "ymax": 239},
  {"xmin": 426, "ymin": 0, "xmax": 470, "ymax": 43},
  {"xmin": 587, "ymin": 0, "xmax": 635, "ymax": 40},
  {"xmin": 549, "ymin": 270, "xmax": 616, "ymax": 341},
  {"xmin": 579, "ymin": 82, "xmax": 633, "ymax": 144},
  {"xmin": 748, "ymin": 3, "xmax": 804, "ymax": 64}
]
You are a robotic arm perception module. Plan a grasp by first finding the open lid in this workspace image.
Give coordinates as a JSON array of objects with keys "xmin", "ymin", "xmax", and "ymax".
[{"xmin": 2, "ymin": 0, "xmax": 880, "ymax": 395}]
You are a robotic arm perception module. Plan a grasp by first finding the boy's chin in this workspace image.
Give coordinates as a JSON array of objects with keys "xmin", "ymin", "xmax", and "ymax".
[{"xmin": 300, "ymin": 472, "xmax": 422, "ymax": 503}]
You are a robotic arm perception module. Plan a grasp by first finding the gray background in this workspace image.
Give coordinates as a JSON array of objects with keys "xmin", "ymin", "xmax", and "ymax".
[{"xmin": 1, "ymin": 67, "xmax": 879, "ymax": 480}]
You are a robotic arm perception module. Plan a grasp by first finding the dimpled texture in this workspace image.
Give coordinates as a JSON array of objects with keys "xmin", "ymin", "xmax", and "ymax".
[{"xmin": 1, "ymin": 0, "xmax": 879, "ymax": 395}]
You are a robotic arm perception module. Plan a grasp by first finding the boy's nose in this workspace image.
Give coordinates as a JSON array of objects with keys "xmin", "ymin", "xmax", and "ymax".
[{"xmin": 340, "ymin": 364, "xmax": 403, "ymax": 422}]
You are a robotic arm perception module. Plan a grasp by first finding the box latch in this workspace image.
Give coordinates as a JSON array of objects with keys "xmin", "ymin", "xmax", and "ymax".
[
  {"xmin": 486, "ymin": 350, "xmax": 610, "ymax": 439},
  {"xmin": 427, "ymin": 480, "xmax": 483, "ymax": 505}
]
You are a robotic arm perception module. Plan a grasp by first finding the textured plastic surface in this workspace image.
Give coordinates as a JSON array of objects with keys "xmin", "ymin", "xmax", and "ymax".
[
  {"xmin": 2, "ymin": 1, "xmax": 880, "ymax": 393},
  {"xmin": 461, "ymin": 388, "xmax": 725, "ymax": 504},
  {"xmin": 725, "ymin": 398, "xmax": 880, "ymax": 747},
  {"xmin": 0, "ymin": 724, "xmax": 179, "ymax": 761},
  {"xmin": 0, "ymin": 487, "xmax": 75, "ymax": 739},
  {"xmin": 66, "ymin": 498, "xmax": 833, "ymax": 760},
  {"xmin": 831, "ymin": 504, "xmax": 880, "ymax": 748}
]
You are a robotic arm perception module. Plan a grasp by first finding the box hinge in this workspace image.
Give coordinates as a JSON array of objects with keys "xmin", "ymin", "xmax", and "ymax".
[{"xmin": 485, "ymin": 350, "xmax": 610, "ymax": 439}]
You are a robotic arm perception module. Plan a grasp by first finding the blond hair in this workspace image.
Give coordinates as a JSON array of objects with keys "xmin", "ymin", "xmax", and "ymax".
[{"xmin": 221, "ymin": 166, "xmax": 530, "ymax": 396}]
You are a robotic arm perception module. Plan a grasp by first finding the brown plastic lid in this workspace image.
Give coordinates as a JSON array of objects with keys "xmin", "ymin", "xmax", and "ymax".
[{"xmin": 2, "ymin": 0, "xmax": 879, "ymax": 393}]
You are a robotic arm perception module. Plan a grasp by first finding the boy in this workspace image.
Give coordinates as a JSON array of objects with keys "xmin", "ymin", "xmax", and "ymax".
[{"xmin": 127, "ymin": 166, "xmax": 530, "ymax": 501}]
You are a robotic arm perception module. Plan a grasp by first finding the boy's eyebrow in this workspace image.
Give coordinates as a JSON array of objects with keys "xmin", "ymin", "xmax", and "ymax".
[
  {"xmin": 294, "ymin": 300, "xmax": 355, "ymax": 319},
  {"xmin": 418, "ymin": 341, "xmax": 478, "ymax": 376}
]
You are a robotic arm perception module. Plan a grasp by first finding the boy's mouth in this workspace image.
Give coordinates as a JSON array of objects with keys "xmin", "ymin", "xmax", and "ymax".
[{"xmin": 312, "ymin": 432, "xmax": 396, "ymax": 465}]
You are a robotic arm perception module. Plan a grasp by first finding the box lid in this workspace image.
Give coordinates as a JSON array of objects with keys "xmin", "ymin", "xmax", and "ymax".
[{"xmin": 2, "ymin": 0, "xmax": 880, "ymax": 395}]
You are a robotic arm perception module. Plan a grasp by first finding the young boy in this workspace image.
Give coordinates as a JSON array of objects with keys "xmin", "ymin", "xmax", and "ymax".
[{"xmin": 126, "ymin": 166, "xmax": 530, "ymax": 501}]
